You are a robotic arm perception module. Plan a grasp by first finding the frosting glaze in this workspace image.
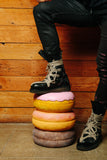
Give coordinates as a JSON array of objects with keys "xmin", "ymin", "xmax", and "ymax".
[{"xmin": 37, "ymin": 91, "xmax": 75, "ymax": 101}]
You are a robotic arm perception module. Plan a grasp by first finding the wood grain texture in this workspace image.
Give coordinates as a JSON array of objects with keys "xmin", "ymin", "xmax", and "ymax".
[
  {"xmin": 0, "ymin": 108, "xmax": 107, "ymax": 122},
  {"xmin": 0, "ymin": 26, "xmax": 39, "ymax": 43},
  {"xmin": 0, "ymin": 0, "xmax": 38, "ymax": 8},
  {"xmin": 0, "ymin": 9, "xmax": 35, "ymax": 25},
  {"xmin": 0, "ymin": 43, "xmax": 97, "ymax": 60},
  {"xmin": 0, "ymin": 26, "xmax": 100, "ymax": 43},
  {"xmin": 0, "ymin": 76, "xmax": 99, "ymax": 91},
  {"xmin": 0, "ymin": 108, "xmax": 34, "ymax": 122},
  {"xmin": 0, "ymin": 91, "xmax": 95, "ymax": 108},
  {"xmin": 0, "ymin": 0, "xmax": 105, "ymax": 123},
  {"xmin": 0, "ymin": 60, "xmax": 98, "ymax": 76}
]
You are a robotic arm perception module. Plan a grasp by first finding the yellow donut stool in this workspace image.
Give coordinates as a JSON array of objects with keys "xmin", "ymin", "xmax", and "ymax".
[
  {"xmin": 32, "ymin": 110, "xmax": 75, "ymax": 122},
  {"xmin": 33, "ymin": 99, "xmax": 74, "ymax": 113},
  {"xmin": 32, "ymin": 118, "xmax": 76, "ymax": 131}
]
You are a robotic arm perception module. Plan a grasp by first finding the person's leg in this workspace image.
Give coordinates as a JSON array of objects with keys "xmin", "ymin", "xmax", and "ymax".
[
  {"xmin": 77, "ymin": 18, "xmax": 107, "ymax": 151},
  {"xmin": 30, "ymin": 0, "xmax": 96, "ymax": 94},
  {"xmin": 95, "ymin": 20, "xmax": 107, "ymax": 104},
  {"xmin": 33, "ymin": 0, "xmax": 96, "ymax": 60}
]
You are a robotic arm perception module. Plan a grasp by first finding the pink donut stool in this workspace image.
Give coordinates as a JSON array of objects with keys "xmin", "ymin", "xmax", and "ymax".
[{"xmin": 32, "ymin": 110, "xmax": 75, "ymax": 122}]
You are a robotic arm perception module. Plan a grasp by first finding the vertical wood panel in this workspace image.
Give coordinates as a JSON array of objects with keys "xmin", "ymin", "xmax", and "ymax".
[{"xmin": 0, "ymin": 0, "xmax": 106, "ymax": 122}]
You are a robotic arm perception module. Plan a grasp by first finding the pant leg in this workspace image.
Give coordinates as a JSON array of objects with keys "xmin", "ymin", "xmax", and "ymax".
[
  {"xmin": 33, "ymin": 0, "xmax": 97, "ymax": 62},
  {"xmin": 95, "ymin": 19, "xmax": 107, "ymax": 105}
]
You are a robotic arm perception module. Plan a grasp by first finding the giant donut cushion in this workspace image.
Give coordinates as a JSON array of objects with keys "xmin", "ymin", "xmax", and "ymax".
[
  {"xmin": 32, "ymin": 110, "xmax": 75, "ymax": 131},
  {"xmin": 32, "ymin": 118, "xmax": 75, "ymax": 131},
  {"xmin": 33, "ymin": 127, "xmax": 75, "ymax": 140},
  {"xmin": 33, "ymin": 135, "xmax": 75, "ymax": 148},
  {"xmin": 32, "ymin": 110, "xmax": 75, "ymax": 122},
  {"xmin": 33, "ymin": 92, "xmax": 75, "ymax": 112}
]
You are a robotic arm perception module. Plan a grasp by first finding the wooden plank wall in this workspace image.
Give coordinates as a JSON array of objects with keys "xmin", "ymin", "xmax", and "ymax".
[{"xmin": 0, "ymin": 0, "xmax": 107, "ymax": 123}]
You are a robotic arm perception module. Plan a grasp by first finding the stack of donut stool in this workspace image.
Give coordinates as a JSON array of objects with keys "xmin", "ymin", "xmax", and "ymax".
[{"xmin": 32, "ymin": 91, "xmax": 76, "ymax": 148}]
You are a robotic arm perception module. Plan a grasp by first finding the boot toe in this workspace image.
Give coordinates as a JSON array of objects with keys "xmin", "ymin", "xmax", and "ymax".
[
  {"xmin": 30, "ymin": 82, "xmax": 47, "ymax": 93},
  {"xmin": 77, "ymin": 135, "xmax": 102, "ymax": 151}
]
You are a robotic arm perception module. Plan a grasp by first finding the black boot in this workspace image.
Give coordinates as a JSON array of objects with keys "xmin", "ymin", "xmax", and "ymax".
[
  {"xmin": 30, "ymin": 50, "xmax": 71, "ymax": 94},
  {"xmin": 77, "ymin": 101, "xmax": 106, "ymax": 151}
]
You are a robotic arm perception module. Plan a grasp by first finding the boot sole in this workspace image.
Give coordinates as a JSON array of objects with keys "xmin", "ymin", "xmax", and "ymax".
[
  {"xmin": 30, "ymin": 87, "xmax": 70, "ymax": 94},
  {"xmin": 76, "ymin": 135, "xmax": 102, "ymax": 151}
]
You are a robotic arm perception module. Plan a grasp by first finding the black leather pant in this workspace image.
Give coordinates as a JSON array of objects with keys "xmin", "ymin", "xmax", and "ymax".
[{"xmin": 33, "ymin": 0, "xmax": 107, "ymax": 105}]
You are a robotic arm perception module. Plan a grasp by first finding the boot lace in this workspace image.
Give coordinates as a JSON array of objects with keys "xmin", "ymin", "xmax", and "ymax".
[
  {"xmin": 79, "ymin": 112, "xmax": 103, "ymax": 142},
  {"xmin": 42, "ymin": 59, "xmax": 63, "ymax": 87}
]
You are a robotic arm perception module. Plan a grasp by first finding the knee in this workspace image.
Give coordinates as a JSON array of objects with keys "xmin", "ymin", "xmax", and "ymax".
[
  {"xmin": 33, "ymin": 4, "xmax": 39, "ymax": 18},
  {"xmin": 33, "ymin": 3, "xmax": 50, "ymax": 19},
  {"xmin": 33, "ymin": 4, "xmax": 40, "ymax": 15}
]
